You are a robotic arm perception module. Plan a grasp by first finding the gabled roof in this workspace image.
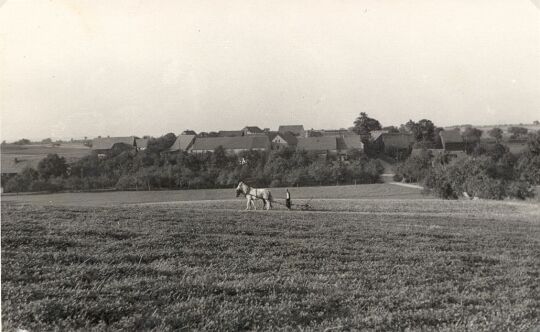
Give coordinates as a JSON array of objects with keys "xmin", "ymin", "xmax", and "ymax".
[
  {"xmin": 278, "ymin": 125, "xmax": 305, "ymax": 136},
  {"xmin": 243, "ymin": 126, "xmax": 263, "ymax": 133},
  {"xmin": 439, "ymin": 130, "xmax": 463, "ymax": 143},
  {"xmin": 297, "ymin": 137, "xmax": 337, "ymax": 151},
  {"xmin": 268, "ymin": 131, "xmax": 298, "ymax": 145},
  {"xmin": 169, "ymin": 135, "xmax": 196, "ymax": 152},
  {"xmin": 135, "ymin": 138, "xmax": 149, "ymax": 149},
  {"xmin": 218, "ymin": 130, "xmax": 243, "ymax": 137},
  {"xmin": 341, "ymin": 135, "xmax": 364, "ymax": 150},
  {"xmin": 92, "ymin": 137, "xmax": 135, "ymax": 150},
  {"xmin": 190, "ymin": 136, "xmax": 270, "ymax": 151},
  {"xmin": 378, "ymin": 133, "xmax": 415, "ymax": 149},
  {"xmin": 370, "ymin": 130, "xmax": 389, "ymax": 141}
]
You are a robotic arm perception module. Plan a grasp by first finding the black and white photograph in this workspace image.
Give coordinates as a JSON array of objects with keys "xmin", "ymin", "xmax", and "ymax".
[{"xmin": 1, "ymin": 0, "xmax": 539, "ymax": 330}]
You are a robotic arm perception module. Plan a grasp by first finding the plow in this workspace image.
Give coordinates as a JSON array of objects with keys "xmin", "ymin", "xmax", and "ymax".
[{"xmin": 270, "ymin": 197, "xmax": 315, "ymax": 211}]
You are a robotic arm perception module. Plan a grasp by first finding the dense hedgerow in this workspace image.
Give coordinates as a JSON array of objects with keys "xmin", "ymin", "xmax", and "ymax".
[
  {"xmin": 394, "ymin": 131, "xmax": 540, "ymax": 200},
  {"xmin": 2, "ymin": 145, "xmax": 383, "ymax": 193}
]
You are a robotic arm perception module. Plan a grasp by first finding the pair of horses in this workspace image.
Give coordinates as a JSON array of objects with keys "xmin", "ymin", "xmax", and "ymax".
[{"xmin": 235, "ymin": 181, "xmax": 273, "ymax": 210}]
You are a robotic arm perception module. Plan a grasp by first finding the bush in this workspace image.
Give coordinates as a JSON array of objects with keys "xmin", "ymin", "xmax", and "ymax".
[{"xmin": 423, "ymin": 156, "xmax": 536, "ymax": 200}]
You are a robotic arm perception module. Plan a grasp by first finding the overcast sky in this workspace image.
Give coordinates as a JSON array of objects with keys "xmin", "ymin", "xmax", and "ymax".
[{"xmin": 1, "ymin": 0, "xmax": 539, "ymax": 141}]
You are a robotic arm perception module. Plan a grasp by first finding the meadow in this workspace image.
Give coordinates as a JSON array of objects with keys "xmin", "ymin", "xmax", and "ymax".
[{"xmin": 2, "ymin": 190, "xmax": 539, "ymax": 331}]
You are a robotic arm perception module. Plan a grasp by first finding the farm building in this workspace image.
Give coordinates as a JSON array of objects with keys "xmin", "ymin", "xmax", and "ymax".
[
  {"xmin": 439, "ymin": 130, "xmax": 465, "ymax": 151},
  {"xmin": 372, "ymin": 133, "xmax": 415, "ymax": 150},
  {"xmin": 241, "ymin": 126, "xmax": 264, "ymax": 135},
  {"xmin": 189, "ymin": 136, "xmax": 270, "ymax": 154},
  {"xmin": 371, "ymin": 132, "xmax": 414, "ymax": 161},
  {"xmin": 91, "ymin": 137, "xmax": 137, "ymax": 157},
  {"xmin": 320, "ymin": 129, "xmax": 356, "ymax": 137},
  {"xmin": 278, "ymin": 125, "xmax": 305, "ymax": 137},
  {"xmin": 340, "ymin": 135, "xmax": 364, "ymax": 151},
  {"xmin": 168, "ymin": 134, "xmax": 196, "ymax": 153},
  {"xmin": 297, "ymin": 136, "xmax": 338, "ymax": 154},
  {"xmin": 181, "ymin": 130, "xmax": 197, "ymax": 136},
  {"xmin": 297, "ymin": 135, "xmax": 364, "ymax": 159},
  {"xmin": 217, "ymin": 130, "xmax": 243, "ymax": 137},
  {"xmin": 268, "ymin": 132, "xmax": 298, "ymax": 150}
]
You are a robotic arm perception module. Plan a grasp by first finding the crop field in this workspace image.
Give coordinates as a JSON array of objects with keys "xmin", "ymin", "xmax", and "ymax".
[{"xmin": 2, "ymin": 194, "xmax": 539, "ymax": 331}]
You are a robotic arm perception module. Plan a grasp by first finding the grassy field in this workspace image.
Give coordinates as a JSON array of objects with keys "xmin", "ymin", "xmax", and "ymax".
[
  {"xmin": 1, "ymin": 143, "xmax": 92, "ymax": 173},
  {"xmin": 1, "ymin": 183, "xmax": 426, "ymax": 207},
  {"xmin": 2, "ymin": 195, "xmax": 539, "ymax": 331}
]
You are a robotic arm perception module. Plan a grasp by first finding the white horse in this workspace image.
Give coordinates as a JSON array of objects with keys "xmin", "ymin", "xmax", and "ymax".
[{"xmin": 236, "ymin": 181, "xmax": 273, "ymax": 210}]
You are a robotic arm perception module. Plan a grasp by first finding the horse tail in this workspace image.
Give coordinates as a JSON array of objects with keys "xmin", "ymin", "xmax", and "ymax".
[{"xmin": 268, "ymin": 191, "xmax": 273, "ymax": 208}]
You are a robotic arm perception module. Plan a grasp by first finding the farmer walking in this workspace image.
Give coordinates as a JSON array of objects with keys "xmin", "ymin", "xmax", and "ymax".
[{"xmin": 285, "ymin": 189, "xmax": 291, "ymax": 210}]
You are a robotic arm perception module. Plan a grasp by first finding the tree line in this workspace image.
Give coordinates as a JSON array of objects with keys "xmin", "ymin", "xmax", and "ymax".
[{"xmin": 2, "ymin": 136, "xmax": 383, "ymax": 193}]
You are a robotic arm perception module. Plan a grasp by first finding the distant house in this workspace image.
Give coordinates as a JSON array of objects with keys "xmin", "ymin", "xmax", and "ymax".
[
  {"xmin": 439, "ymin": 130, "xmax": 465, "ymax": 151},
  {"xmin": 217, "ymin": 130, "xmax": 243, "ymax": 137},
  {"xmin": 135, "ymin": 138, "xmax": 149, "ymax": 151},
  {"xmin": 181, "ymin": 130, "xmax": 197, "ymax": 136},
  {"xmin": 373, "ymin": 133, "xmax": 415, "ymax": 150},
  {"xmin": 278, "ymin": 125, "xmax": 305, "ymax": 137},
  {"xmin": 189, "ymin": 136, "xmax": 270, "ymax": 154},
  {"xmin": 92, "ymin": 137, "xmax": 136, "ymax": 157},
  {"xmin": 268, "ymin": 132, "xmax": 298, "ymax": 150},
  {"xmin": 340, "ymin": 135, "xmax": 364, "ymax": 151},
  {"xmin": 297, "ymin": 136, "xmax": 338, "ymax": 153},
  {"xmin": 320, "ymin": 129, "xmax": 355, "ymax": 137},
  {"xmin": 241, "ymin": 126, "xmax": 264, "ymax": 135},
  {"xmin": 168, "ymin": 134, "xmax": 196, "ymax": 153}
]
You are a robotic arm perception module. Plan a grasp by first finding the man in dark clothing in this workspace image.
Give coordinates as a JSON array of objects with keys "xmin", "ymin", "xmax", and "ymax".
[{"xmin": 285, "ymin": 189, "xmax": 291, "ymax": 210}]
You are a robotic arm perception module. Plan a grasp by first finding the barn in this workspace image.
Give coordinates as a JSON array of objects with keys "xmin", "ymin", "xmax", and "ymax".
[
  {"xmin": 189, "ymin": 136, "xmax": 270, "ymax": 154},
  {"xmin": 278, "ymin": 125, "xmax": 305, "ymax": 137},
  {"xmin": 439, "ymin": 130, "xmax": 465, "ymax": 151}
]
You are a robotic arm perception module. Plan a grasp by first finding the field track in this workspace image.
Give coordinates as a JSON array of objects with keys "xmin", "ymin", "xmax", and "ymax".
[{"xmin": 2, "ymin": 184, "xmax": 539, "ymax": 330}]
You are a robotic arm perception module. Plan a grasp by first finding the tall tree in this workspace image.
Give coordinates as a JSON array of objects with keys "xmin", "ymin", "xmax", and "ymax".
[
  {"xmin": 405, "ymin": 119, "xmax": 436, "ymax": 142},
  {"xmin": 37, "ymin": 154, "xmax": 68, "ymax": 180},
  {"xmin": 353, "ymin": 112, "xmax": 382, "ymax": 141},
  {"xmin": 488, "ymin": 127, "xmax": 503, "ymax": 142}
]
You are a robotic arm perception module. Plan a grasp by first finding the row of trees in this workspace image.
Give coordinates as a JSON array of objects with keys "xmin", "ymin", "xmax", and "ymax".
[
  {"xmin": 394, "ymin": 130, "xmax": 540, "ymax": 199},
  {"xmin": 2, "ymin": 141, "xmax": 384, "ymax": 193}
]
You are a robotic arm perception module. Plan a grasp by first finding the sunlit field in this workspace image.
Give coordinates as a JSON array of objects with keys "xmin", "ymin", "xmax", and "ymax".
[{"xmin": 2, "ymin": 192, "xmax": 539, "ymax": 331}]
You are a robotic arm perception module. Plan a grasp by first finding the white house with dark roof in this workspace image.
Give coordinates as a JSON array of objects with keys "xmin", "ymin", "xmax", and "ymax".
[{"xmin": 268, "ymin": 131, "xmax": 298, "ymax": 150}]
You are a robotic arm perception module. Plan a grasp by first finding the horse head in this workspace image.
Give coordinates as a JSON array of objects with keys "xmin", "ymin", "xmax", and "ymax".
[{"xmin": 236, "ymin": 181, "xmax": 244, "ymax": 197}]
